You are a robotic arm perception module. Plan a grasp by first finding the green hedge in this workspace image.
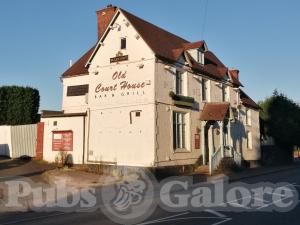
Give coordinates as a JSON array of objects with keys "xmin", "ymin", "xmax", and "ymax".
[{"xmin": 0, "ymin": 86, "xmax": 40, "ymax": 125}]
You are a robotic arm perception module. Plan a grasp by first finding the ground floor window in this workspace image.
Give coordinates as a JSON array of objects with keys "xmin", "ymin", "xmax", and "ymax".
[
  {"xmin": 247, "ymin": 131, "xmax": 253, "ymax": 149},
  {"xmin": 173, "ymin": 112, "xmax": 186, "ymax": 149}
]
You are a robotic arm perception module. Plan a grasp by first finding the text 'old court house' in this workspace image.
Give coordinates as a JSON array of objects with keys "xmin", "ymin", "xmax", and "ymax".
[{"xmin": 41, "ymin": 5, "xmax": 261, "ymax": 174}]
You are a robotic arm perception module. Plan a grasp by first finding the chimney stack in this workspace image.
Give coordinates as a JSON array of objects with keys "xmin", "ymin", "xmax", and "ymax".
[{"xmin": 96, "ymin": 5, "xmax": 117, "ymax": 40}]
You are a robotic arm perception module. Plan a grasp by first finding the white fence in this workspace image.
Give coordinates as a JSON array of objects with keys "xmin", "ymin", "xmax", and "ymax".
[{"xmin": 0, "ymin": 124, "xmax": 37, "ymax": 158}]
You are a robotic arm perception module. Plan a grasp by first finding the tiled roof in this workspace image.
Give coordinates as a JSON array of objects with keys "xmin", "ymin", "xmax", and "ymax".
[
  {"xmin": 121, "ymin": 9, "xmax": 190, "ymax": 62},
  {"xmin": 229, "ymin": 69, "xmax": 243, "ymax": 87},
  {"xmin": 62, "ymin": 46, "xmax": 96, "ymax": 78},
  {"xmin": 240, "ymin": 90, "xmax": 261, "ymax": 110},
  {"xmin": 61, "ymin": 7, "xmax": 239, "ymax": 88},
  {"xmin": 182, "ymin": 41, "xmax": 205, "ymax": 51},
  {"xmin": 185, "ymin": 51, "xmax": 226, "ymax": 80},
  {"xmin": 200, "ymin": 102, "xmax": 230, "ymax": 121},
  {"xmin": 204, "ymin": 51, "xmax": 225, "ymax": 67}
]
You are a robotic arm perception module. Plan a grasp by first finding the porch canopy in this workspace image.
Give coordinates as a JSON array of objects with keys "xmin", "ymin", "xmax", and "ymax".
[{"xmin": 200, "ymin": 102, "xmax": 230, "ymax": 121}]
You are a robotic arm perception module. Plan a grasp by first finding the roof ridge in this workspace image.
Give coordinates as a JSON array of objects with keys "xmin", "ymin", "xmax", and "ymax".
[{"xmin": 119, "ymin": 8, "xmax": 190, "ymax": 44}]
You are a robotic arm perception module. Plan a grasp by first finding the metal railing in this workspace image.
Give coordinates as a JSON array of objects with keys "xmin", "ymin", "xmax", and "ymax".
[
  {"xmin": 233, "ymin": 149, "xmax": 242, "ymax": 166},
  {"xmin": 210, "ymin": 147, "xmax": 222, "ymax": 175}
]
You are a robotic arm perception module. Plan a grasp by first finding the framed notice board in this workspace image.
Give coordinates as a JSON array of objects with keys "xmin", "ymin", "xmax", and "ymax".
[{"xmin": 52, "ymin": 130, "xmax": 73, "ymax": 151}]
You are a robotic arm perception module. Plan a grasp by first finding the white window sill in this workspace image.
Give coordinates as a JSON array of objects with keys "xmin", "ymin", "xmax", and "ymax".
[{"xmin": 174, "ymin": 148, "xmax": 191, "ymax": 153}]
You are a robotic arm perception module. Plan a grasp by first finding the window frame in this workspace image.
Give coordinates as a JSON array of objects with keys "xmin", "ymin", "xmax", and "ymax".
[
  {"xmin": 120, "ymin": 37, "xmax": 126, "ymax": 50},
  {"xmin": 222, "ymin": 85, "xmax": 230, "ymax": 102},
  {"xmin": 197, "ymin": 50, "xmax": 203, "ymax": 64},
  {"xmin": 246, "ymin": 109, "xmax": 252, "ymax": 126},
  {"xmin": 175, "ymin": 70, "xmax": 184, "ymax": 95},
  {"xmin": 247, "ymin": 131, "xmax": 253, "ymax": 149},
  {"xmin": 202, "ymin": 79, "xmax": 208, "ymax": 101},
  {"xmin": 173, "ymin": 111, "xmax": 187, "ymax": 150}
]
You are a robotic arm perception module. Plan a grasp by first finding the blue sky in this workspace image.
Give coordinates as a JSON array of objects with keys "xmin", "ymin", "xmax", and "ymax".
[{"xmin": 1, "ymin": 0, "xmax": 300, "ymax": 110}]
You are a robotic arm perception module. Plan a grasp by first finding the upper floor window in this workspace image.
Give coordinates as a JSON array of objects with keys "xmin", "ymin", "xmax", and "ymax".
[
  {"xmin": 173, "ymin": 111, "xmax": 186, "ymax": 150},
  {"xmin": 246, "ymin": 109, "xmax": 252, "ymax": 126},
  {"xmin": 121, "ymin": 37, "xmax": 126, "ymax": 49},
  {"xmin": 175, "ymin": 70, "xmax": 183, "ymax": 95},
  {"xmin": 202, "ymin": 79, "xmax": 209, "ymax": 101},
  {"xmin": 197, "ymin": 50, "xmax": 204, "ymax": 64},
  {"xmin": 222, "ymin": 85, "xmax": 230, "ymax": 102}
]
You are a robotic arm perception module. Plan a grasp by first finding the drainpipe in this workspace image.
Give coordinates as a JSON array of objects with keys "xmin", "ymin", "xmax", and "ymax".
[
  {"xmin": 201, "ymin": 121, "xmax": 206, "ymax": 165},
  {"xmin": 220, "ymin": 121, "xmax": 224, "ymax": 158},
  {"xmin": 209, "ymin": 125, "xmax": 213, "ymax": 175},
  {"xmin": 82, "ymin": 115, "xmax": 86, "ymax": 164},
  {"xmin": 86, "ymin": 108, "xmax": 91, "ymax": 162},
  {"xmin": 228, "ymin": 120, "xmax": 233, "ymax": 157}
]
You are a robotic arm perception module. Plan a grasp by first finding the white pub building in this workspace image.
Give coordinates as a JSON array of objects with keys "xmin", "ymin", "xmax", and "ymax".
[{"xmin": 41, "ymin": 5, "xmax": 261, "ymax": 174}]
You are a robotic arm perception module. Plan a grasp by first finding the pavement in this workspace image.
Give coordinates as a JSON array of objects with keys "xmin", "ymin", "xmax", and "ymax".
[
  {"xmin": 42, "ymin": 168, "xmax": 118, "ymax": 188},
  {"xmin": 0, "ymin": 157, "xmax": 55, "ymax": 182},
  {"xmin": 213, "ymin": 160, "xmax": 300, "ymax": 182}
]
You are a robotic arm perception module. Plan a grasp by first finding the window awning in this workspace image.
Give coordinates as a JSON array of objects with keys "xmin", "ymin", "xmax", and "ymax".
[{"xmin": 200, "ymin": 103, "xmax": 230, "ymax": 121}]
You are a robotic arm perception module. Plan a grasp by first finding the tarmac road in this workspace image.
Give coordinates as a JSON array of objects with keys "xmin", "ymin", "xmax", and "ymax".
[{"xmin": 0, "ymin": 165, "xmax": 299, "ymax": 225}]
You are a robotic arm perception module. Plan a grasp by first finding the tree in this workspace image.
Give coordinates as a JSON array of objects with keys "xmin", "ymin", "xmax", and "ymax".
[
  {"xmin": 0, "ymin": 86, "xmax": 40, "ymax": 125},
  {"xmin": 259, "ymin": 90, "xmax": 300, "ymax": 163}
]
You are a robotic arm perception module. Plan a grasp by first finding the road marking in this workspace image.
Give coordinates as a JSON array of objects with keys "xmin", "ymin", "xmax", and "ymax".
[
  {"xmin": 137, "ymin": 216, "xmax": 231, "ymax": 225},
  {"xmin": 137, "ymin": 210, "xmax": 232, "ymax": 225},
  {"xmin": 136, "ymin": 212, "xmax": 189, "ymax": 225},
  {"xmin": 211, "ymin": 218, "xmax": 232, "ymax": 225},
  {"xmin": 256, "ymin": 196, "xmax": 291, "ymax": 210},
  {"xmin": 218, "ymin": 195, "xmax": 252, "ymax": 206},
  {"xmin": 0, "ymin": 212, "xmax": 69, "ymax": 225},
  {"xmin": 204, "ymin": 209, "xmax": 226, "ymax": 218}
]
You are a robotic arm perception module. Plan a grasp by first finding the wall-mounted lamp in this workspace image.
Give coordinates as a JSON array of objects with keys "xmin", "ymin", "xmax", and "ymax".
[
  {"xmin": 137, "ymin": 63, "xmax": 144, "ymax": 69},
  {"xmin": 135, "ymin": 34, "xmax": 140, "ymax": 40}
]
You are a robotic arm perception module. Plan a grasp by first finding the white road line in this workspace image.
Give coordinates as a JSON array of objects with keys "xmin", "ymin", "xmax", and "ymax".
[
  {"xmin": 137, "ymin": 216, "xmax": 231, "ymax": 225},
  {"xmin": 204, "ymin": 209, "xmax": 227, "ymax": 218},
  {"xmin": 228, "ymin": 202, "xmax": 250, "ymax": 209},
  {"xmin": 256, "ymin": 196, "xmax": 291, "ymax": 210},
  {"xmin": 211, "ymin": 217, "xmax": 232, "ymax": 225},
  {"xmin": 218, "ymin": 195, "xmax": 252, "ymax": 206},
  {"xmin": 0, "ymin": 212, "xmax": 69, "ymax": 225},
  {"xmin": 252, "ymin": 197, "xmax": 269, "ymax": 203},
  {"xmin": 136, "ymin": 212, "xmax": 189, "ymax": 225}
]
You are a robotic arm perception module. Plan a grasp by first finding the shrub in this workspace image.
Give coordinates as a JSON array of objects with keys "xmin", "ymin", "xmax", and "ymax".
[{"xmin": 0, "ymin": 86, "xmax": 40, "ymax": 125}]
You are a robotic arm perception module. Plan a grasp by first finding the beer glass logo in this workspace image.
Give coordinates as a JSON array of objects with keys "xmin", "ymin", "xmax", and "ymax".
[{"xmin": 100, "ymin": 169, "xmax": 157, "ymax": 225}]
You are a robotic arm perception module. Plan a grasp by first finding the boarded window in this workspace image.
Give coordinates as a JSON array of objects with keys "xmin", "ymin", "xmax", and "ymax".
[{"xmin": 67, "ymin": 84, "xmax": 89, "ymax": 96}]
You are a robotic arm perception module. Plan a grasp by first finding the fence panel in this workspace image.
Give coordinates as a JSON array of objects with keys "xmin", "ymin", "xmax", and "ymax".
[{"xmin": 10, "ymin": 124, "xmax": 37, "ymax": 158}]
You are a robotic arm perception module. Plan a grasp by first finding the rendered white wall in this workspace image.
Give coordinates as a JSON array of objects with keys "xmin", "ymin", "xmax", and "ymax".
[
  {"xmin": 41, "ymin": 116, "xmax": 85, "ymax": 164},
  {"xmin": 0, "ymin": 126, "xmax": 12, "ymax": 157}
]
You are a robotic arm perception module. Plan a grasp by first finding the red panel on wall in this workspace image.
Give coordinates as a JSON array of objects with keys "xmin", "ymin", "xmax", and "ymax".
[
  {"xmin": 36, "ymin": 122, "xmax": 44, "ymax": 159},
  {"xmin": 52, "ymin": 130, "xmax": 73, "ymax": 151}
]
